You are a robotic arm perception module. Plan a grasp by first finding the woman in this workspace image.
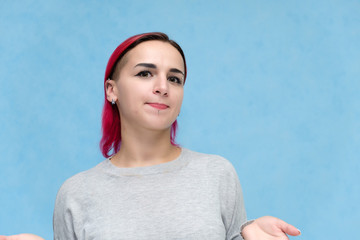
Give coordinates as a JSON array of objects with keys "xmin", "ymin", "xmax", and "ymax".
[{"xmin": 1, "ymin": 33, "xmax": 300, "ymax": 240}]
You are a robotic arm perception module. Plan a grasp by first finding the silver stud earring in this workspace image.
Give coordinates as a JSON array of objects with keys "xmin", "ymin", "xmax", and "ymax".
[{"xmin": 111, "ymin": 99, "xmax": 115, "ymax": 105}]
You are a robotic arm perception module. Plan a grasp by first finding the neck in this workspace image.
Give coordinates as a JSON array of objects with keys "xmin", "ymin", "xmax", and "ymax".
[{"xmin": 110, "ymin": 126, "xmax": 180, "ymax": 168}]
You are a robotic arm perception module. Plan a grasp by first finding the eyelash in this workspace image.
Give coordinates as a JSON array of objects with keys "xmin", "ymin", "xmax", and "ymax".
[
  {"xmin": 135, "ymin": 70, "xmax": 152, "ymax": 78},
  {"xmin": 168, "ymin": 76, "xmax": 182, "ymax": 85},
  {"xmin": 135, "ymin": 71, "xmax": 183, "ymax": 85}
]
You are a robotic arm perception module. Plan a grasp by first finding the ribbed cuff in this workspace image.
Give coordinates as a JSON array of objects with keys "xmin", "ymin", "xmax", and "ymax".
[{"xmin": 240, "ymin": 219, "xmax": 255, "ymax": 239}]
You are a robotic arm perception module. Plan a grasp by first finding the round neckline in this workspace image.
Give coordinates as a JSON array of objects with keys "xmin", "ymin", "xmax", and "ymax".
[{"xmin": 101, "ymin": 148, "xmax": 189, "ymax": 177}]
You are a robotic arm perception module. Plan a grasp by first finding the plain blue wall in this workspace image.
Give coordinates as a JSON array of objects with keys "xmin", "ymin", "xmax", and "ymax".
[{"xmin": 1, "ymin": 0, "xmax": 359, "ymax": 239}]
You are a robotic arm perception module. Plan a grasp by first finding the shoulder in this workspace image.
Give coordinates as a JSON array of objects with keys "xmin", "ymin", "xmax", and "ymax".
[
  {"xmin": 182, "ymin": 148, "xmax": 243, "ymax": 202},
  {"xmin": 55, "ymin": 160, "xmax": 107, "ymax": 203},
  {"xmin": 183, "ymin": 148, "xmax": 238, "ymax": 178}
]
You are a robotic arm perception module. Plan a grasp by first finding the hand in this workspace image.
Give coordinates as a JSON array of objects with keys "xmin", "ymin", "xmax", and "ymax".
[
  {"xmin": 241, "ymin": 216, "xmax": 301, "ymax": 240},
  {"xmin": 0, "ymin": 234, "xmax": 44, "ymax": 240}
]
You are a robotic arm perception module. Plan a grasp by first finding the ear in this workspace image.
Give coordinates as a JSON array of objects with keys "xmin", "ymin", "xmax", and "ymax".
[{"xmin": 105, "ymin": 78, "xmax": 118, "ymax": 103}]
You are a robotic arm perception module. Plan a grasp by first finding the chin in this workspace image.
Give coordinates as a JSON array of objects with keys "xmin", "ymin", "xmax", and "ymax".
[{"xmin": 144, "ymin": 120, "xmax": 175, "ymax": 132}]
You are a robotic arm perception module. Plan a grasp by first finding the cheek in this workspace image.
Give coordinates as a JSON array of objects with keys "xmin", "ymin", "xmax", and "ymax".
[
  {"xmin": 116, "ymin": 87, "xmax": 136, "ymax": 113},
  {"xmin": 174, "ymin": 91, "xmax": 184, "ymax": 107},
  {"xmin": 117, "ymin": 84, "xmax": 149, "ymax": 111}
]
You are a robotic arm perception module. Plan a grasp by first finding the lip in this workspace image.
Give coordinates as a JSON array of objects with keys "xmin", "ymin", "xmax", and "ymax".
[{"xmin": 146, "ymin": 102, "xmax": 169, "ymax": 110}]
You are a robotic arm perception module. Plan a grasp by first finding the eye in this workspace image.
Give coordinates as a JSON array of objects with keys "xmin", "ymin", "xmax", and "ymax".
[
  {"xmin": 135, "ymin": 70, "xmax": 152, "ymax": 78},
  {"xmin": 168, "ymin": 76, "xmax": 182, "ymax": 85}
]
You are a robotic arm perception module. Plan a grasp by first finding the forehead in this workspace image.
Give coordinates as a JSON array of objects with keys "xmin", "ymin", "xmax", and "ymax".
[{"xmin": 123, "ymin": 40, "xmax": 184, "ymax": 69}]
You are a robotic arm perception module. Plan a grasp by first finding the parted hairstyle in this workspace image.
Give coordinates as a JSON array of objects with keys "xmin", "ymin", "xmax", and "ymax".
[{"xmin": 100, "ymin": 32, "xmax": 187, "ymax": 158}]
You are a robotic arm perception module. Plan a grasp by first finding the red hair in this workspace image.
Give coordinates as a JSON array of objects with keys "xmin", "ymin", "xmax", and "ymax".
[{"xmin": 100, "ymin": 32, "xmax": 187, "ymax": 158}]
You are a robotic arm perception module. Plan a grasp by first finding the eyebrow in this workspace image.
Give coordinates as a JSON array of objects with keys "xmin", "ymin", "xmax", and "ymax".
[
  {"xmin": 135, "ymin": 63, "xmax": 156, "ymax": 69},
  {"xmin": 169, "ymin": 68, "xmax": 185, "ymax": 76},
  {"xmin": 134, "ymin": 63, "xmax": 184, "ymax": 76}
]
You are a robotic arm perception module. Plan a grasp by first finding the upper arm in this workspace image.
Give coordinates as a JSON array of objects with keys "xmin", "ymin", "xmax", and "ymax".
[
  {"xmin": 53, "ymin": 183, "xmax": 79, "ymax": 240},
  {"xmin": 217, "ymin": 158, "xmax": 247, "ymax": 240}
]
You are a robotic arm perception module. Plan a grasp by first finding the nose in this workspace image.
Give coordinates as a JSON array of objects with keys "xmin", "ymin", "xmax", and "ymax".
[{"xmin": 153, "ymin": 75, "xmax": 168, "ymax": 96}]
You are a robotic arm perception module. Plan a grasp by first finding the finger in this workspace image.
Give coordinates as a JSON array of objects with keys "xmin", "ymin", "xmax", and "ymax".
[
  {"xmin": 0, "ymin": 236, "xmax": 15, "ymax": 240},
  {"xmin": 19, "ymin": 234, "xmax": 44, "ymax": 240},
  {"xmin": 277, "ymin": 219, "xmax": 301, "ymax": 236},
  {"xmin": 0, "ymin": 236, "xmax": 17, "ymax": 240}
]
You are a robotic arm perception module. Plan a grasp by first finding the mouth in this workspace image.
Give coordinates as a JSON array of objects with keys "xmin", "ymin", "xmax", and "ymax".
[{"xmin": 146, "ymin": 102, "xmax": 169, "ymax": 110}]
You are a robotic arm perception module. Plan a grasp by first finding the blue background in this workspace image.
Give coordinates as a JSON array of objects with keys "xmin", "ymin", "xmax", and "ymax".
[{"xmin": 1, "ymin": 0, "xmax": 359, "ymax": 239}]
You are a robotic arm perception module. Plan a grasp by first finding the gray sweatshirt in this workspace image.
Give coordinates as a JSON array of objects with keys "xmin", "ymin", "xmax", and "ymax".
[{"xmin": 53, "ymin": 148, "xmax": 247, "ymax": 240}]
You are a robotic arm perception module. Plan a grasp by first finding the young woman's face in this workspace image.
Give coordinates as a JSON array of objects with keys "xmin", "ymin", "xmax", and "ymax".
[{"xmin": 109, "ymin": 40, "xmax": 185, "ymax": 132}]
